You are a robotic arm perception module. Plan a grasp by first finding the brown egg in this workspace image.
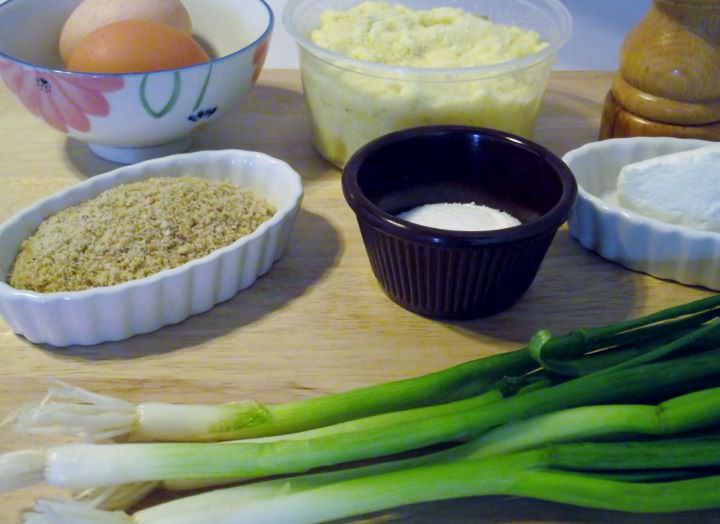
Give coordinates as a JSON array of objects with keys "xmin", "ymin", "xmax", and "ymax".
[
  {"xmin": 59, "ymin": 0, "xmax": 192, "ymax": 63},
  {"xmin": 66, "ymin": 20, "xmax": 209, "ymax": 74}
]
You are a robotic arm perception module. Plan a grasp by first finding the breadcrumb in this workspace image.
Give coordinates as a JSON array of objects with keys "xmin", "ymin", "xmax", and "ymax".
[{"xmin": 8, "ymin": 176, "xmax": 276, "ymax": 293}]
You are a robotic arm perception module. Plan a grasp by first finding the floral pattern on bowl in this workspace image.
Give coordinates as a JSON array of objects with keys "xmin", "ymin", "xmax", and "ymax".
[{"xmin": 0, "ymin": 60, "xmax": 123, "ymax": 133}]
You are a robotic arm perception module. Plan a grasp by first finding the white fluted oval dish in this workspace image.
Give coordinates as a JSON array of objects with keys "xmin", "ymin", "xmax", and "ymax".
[
  {"xmin": 565, "ymin": 137, "xmax": 720, "ymax": 290},
  {"xmin": 0, "ymin": 149, "xmax": 303, "ymax": 347}
]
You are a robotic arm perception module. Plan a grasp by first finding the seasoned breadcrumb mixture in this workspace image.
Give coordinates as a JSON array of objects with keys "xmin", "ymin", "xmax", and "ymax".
[{"xmin": 8, "ymin": 177, "xmax": 276, "ymax": 293}]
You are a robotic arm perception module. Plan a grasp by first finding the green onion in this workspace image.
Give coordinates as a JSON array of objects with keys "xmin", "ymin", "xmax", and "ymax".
[
  {"xmin": 532, "ymin": 294, "xmax": 720, "ymax": 360},
  {"xmin": 530, "ymin": 306, "xmax": 720, "ymax": 376},
  {"xmin": 12, "ymin": 295, "xmax": 720, "ymax": 521},
  {"xmin": 6, "ymin": 349, "xmax": 720, "ymax": 491},
  {"xmin": 87, "ymin": 385, "xmax": 720, "ymax": 508},
  {"xmin": 592, "ymin": 317, "xmax": 720, "ymax": 375},
  {"xmin": 50, "ymin": 383, "xmax": 526, "ymax": 507},
  {"xmin": 16, "ymin": 295, "xmax": 720, "ymax": 444},
  {"xmin": 12, "ymin": 350, "xmax": 535, "ymax": 442},
  {"xmin": 549, "ymin": 438, "xmax": 720, "ymax": 470},
  {"xmin": 245, "ymin": 387, "xmax": 504, "ymax": 443},
  {"xmin": 448, "ymin": 386, "xmax": 720, "ymax": 461},
  {"xmin": 579, "ymin": 470, "xmax": 705, "ymax": 482},
  {"xmin": 26, "ymin": 440, "xmax": 720, "ymax": 523}
]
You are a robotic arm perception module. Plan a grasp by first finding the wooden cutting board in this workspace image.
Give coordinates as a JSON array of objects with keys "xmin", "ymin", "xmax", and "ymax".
[{"xmin": 0, "ymin": 71, "xmax": 716, "ymax": 523}]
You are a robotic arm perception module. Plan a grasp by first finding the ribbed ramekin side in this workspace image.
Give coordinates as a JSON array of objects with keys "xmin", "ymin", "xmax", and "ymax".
[
  {"xmin": 358, "ymin": 221, "xmax": 555, "ymax": 319},
  {"xmin": 565, "ymin": 137, "xmax": 720, "ymax": 292}
]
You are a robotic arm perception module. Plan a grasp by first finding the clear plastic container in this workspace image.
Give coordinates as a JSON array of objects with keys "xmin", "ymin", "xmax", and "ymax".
[{"xmin": 283, "ymin": 0, "xmax": 572, "ymax": 167}]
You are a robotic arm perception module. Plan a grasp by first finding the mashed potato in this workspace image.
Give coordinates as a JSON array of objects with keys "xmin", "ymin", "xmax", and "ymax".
[
  {"xmin": 303, "ymin": 1, "xmax": 552, "ymax": 167},
  {"xmin": 311, "ymin": 2, "xmax": 547, "ymax": 68}
]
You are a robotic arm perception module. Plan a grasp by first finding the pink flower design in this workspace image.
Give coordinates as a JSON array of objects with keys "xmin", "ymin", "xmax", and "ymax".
[{"xmin": 0, "ymin": 60, "xmax": 123, "ymax": 133}]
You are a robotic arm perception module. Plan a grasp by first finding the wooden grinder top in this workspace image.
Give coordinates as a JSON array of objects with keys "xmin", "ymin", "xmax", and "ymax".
[{"xmin": 601, "ymin": 0, "xmax": 720, "ymax": 140}]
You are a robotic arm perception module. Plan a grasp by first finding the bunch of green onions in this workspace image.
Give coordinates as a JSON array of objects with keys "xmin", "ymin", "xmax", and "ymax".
[{"xmin": 5, "ymin": 295, "xmax": 720, "ymax": 523}]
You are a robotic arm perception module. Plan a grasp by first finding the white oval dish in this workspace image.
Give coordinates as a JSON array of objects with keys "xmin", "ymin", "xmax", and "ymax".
[
  {"xmin": 564, "ymin": 137, "xmax": 720, "ymax": 290},
  {"xmin": 0, "ymin": 149, "xmax": 303, "ymax": 347}
]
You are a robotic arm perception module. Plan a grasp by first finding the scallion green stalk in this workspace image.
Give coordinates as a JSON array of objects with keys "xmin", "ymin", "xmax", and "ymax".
[
  {"xmin": 447, "ymin": 386, "xmax": 720, "ymax": 461},
  {"xmin": 530, "ymin": 296, "xmax": 720, "ymax": 372},
  {"xmin": 153, "ymin": 386, "xmax": 720, "ymax": 488},
  {"xmin": 27, "ymin": 439, "xmax": 720, "ymax": 524},
  {"xmin": 15, "ymin": 295, "xmax": 720, "ymax": 522},
  {"xmin": 6, "ymin": 349, "xmax": 720, "ymax": 491},
  {"xmin": 16, "ymin": 296, "xmax": 720, "ymax": 444},
  {"xmin": 79, "ymin": 385, "xmax": 720, "ymax": 509},
  {"xmin": 550, "ymin": 438, "xmax": 720, "ymax": 470},
  {"xmin": 12, "ymin": 350, "xmax": 536, "ymax": 442}
]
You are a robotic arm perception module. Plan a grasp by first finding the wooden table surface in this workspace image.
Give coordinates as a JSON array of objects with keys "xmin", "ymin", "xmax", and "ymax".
[{"xmin": 0, "ymin": 70, "xmax": 716, "ymax": 523}]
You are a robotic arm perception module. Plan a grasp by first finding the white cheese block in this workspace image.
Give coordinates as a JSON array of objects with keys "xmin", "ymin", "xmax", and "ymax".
[{"xmin": 617, "ymin": 145, "xmax": 720, "ymax": 232}]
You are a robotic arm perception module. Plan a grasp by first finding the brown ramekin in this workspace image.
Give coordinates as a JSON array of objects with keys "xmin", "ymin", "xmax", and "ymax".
[{"xmin": 342, "ymin": 126, "xmax": 577, "ymax": 319}]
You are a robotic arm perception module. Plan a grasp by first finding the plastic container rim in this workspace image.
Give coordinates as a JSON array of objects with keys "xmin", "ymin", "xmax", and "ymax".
[{"xmin": 282, "ymin": 0, "xmax": 573, "ymax": 79}]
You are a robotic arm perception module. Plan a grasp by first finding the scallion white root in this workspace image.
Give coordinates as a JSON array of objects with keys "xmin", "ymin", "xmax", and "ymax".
[
  {"xmin": 75, "ymin": 482, "xmax": 159, "ymax": 511},
  {"xmin": 12, "ymin": 380, "xmax": 274, "ymax": 443},
  {"xmin": 14, "ymin": 381, "xmax": 137, "ymax": 441},
  {"xmin": 24, "ymin": 500, "xmax": 132, "ymax": 524},
  {"xmin": 0, "ymin": 449, "xmax": 46, "ymax": 492}
]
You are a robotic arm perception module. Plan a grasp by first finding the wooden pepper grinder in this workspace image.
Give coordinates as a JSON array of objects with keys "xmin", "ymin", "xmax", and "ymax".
[{"xmin": 600, "ymin": 0, "xmax": 720, "ymax": 140}]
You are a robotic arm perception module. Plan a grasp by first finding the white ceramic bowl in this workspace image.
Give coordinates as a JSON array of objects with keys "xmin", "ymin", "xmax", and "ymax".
[
  {"xmin": 565, "ymin": 137, "xmax": 720, "ymax": 290},
  {"xmin": 0, "ymin": 0, "xmax": 272, "ymax": 163},
  {"xmin": 0, "ymin": 149, "xmax": 303, "ymax": 347}
]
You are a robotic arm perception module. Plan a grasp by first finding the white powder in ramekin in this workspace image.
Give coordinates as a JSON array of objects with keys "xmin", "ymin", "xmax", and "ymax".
[{"xmin": 397, "ymin": 202, "xmax": 521, "ymax": 232}]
